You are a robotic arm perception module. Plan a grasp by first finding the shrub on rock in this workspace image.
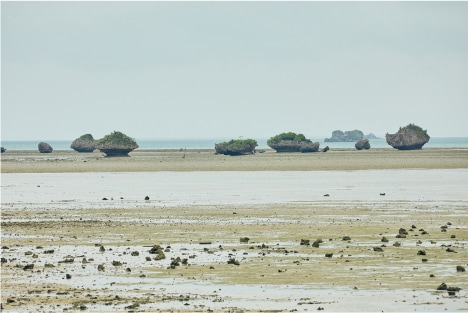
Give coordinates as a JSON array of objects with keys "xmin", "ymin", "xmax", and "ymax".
[
  {"xmin": 38, "ymin": 142, "xmax": 53, "ymax": 153},
  {"xmin": 215, "ymin": 139, "xmax": 258, "ymax": 156},
  {"xmin": 96, "ymin": 131, "xmax": 139, "ymax": 157},
  {"xmin": 267, "ymin": 132, "xmax": 319, "ymax": 153},
  {"xmin": 70, "ymin": 134, "xmax": 96, "ymax": 152},
  {"xmin": 386, "ymin": 124, "xmax": 430, "ymax": 150}
]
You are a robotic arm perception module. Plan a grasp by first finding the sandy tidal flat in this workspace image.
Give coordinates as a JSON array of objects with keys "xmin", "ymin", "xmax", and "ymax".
[{"xmin": 1, "ymin": 149, "xmax": 468, "ymax": 312}]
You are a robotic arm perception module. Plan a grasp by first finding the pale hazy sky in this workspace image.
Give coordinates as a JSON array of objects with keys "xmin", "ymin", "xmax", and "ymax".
[{"xmin": 2, "ymin": 1, "xmax": 468, "ymax": 140}]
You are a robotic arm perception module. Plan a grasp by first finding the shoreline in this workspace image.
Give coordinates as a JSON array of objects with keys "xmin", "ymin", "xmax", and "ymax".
[{"xmin": 2, "ymin": 148, "xmax": 468, "ymax": 173}]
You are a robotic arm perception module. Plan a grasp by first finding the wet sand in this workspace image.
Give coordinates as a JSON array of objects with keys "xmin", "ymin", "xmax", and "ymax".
[
  {"xmin": 1, "ymin": 149, "xmax": 468, "ymax": 312},
  {"xmin": 1, "ymin": 148, "xmax": 468, "ymax": 173}
]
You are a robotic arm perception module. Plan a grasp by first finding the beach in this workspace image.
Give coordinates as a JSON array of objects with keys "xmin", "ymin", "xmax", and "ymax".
[{"xmin": 1, "ymin": 148, "xmax": 468, "ymax": 312}]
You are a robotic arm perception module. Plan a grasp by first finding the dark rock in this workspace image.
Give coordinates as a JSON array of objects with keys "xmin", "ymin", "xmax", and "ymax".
[
  {"xmin": 355, "ymin": 139, "xmax": 370, "ymax": 150},
  {"xmin": 70, "ymin": 134, "xmax": 96, "ymax": 152},
  {"xmin": 66, "ymin": 274, "xmax": 72, "ymax": 279},
  {"xmin": 381, "ymin": 236, "xmax": 389, "ymax": 242},
  {"xmin": 38, "ymin": 142, "xmax": 53, "ymax": 153},
  {"xmin": 227, "ymin": 258, "xmax": 240, "ymax": 265},
  {"xmin": 300, "ymin": 239, "xmax": 310, "ymax": 246},
  {"xmin": 342, "ymin": 236, "xmax": 351, "ymax": 241},
  {"xmin": 437, "ymin": 283, "xmax": 447, "ymax": 290},
  {"xmin": 325, "ymin": 130, "xmax": 363, "ymax": 142},
  {"xmin": 456, "ymin": 265, "xmax": 465, "ymax": 272},
  {"xmin": 23, "ymin": 264, "xmax": 34, "ymax": 270},
  {"xmin": 399, "ymin": 228, "xmax": 408, "ymax": 235},
  {"xmin": 240, "ymin": 237, "xmax": 250, "ymax": 243},
  {"xmin": 1, "ymin": 147, "xmax": 6, "ymax": 153},
  {"xmin": 417, "ymin": 250, "xmax": 426, "ymax": 255},
  {"xmin": 373, "ymin": 247, "xmax": 384, "ymax": 252},
  {"xmin": 145, "ymin": 196, "xmax": 150, "ymax": 200},
  {"xmin": 386, "ymin": 124, "xmax": 430, "ymax": 150},
  {"xmin": 325, "ymin": 253, "xmax": 333, "ymax": 258},
  {"xmin": 131, "ymin": 251, "xmax": 139, "ymax": 256},
  {"xmin": 321, "ymin": 146, "xmax": 329, "ymax": 152},
  {"xmin": 97, "ymin": 264, "xmax": 105, "ymax": 272}
]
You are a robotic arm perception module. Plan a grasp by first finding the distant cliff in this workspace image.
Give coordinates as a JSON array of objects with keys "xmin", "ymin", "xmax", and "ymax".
[{"xmin": 325, "ymin": 130, "xmax": 363, "ymax": 142}]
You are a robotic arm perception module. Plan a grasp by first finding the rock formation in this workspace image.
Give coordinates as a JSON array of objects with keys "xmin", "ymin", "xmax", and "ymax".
[
  {"xmin": 325, "ymin": 130, "xmax": 363, "ymax": 142},
  {"xmin": 1, "ymin": 147, "xmax": 6, "ymax": 153},
  {"xmin": 95, "ymin": 131, "xmax": 139, "ymax": 156},
  {"xmin": 355, "ymin": 139, "xmax": 370, "ymax": 150},
  {"xmin": 70, "ymin": 134, "xmax": 96, "ymax": 152},
  {"xmin": 215, "ymin": 139, "xmax": 258, "ymax": 156},
  {"xmin": 267, "ymin": 132, "xmax": 320, "ymax": 153},
  {"xmin": 38, "ymin": 142, "xmax": 53, "ymax": 153},
  {"xmin": 386, "ymin": 124, "xmax": 430, "ymax": 150}
]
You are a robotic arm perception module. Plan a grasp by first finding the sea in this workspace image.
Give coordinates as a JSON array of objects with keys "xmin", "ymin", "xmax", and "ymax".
[{"xmin": 1, "ymin": 137, "xmax": 468, "ymax": 151}]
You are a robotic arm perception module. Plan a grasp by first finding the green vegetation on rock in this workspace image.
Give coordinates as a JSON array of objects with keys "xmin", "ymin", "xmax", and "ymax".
[
  {"xmin": 215, "ymin": 139, "xmax": 258, "ymax": 156},
  {"xmin": 96, "ymin": 131, "xmax": 139, "ymax": 156},
  {"xmin": 267, "ymin": 132, "xmax": 319, "ymax": 153},
  {"xmin": 267, "ymin": 132, "xmax": 311, "ymax": 145},
  {"xmin": 401, "ymin": 124, "xmax": 430, "ymax": 140}
]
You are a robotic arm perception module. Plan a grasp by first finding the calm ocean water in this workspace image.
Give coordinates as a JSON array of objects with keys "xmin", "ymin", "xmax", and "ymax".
[{"xmin": 1, "ymin": 137, "xmax": 468, "ymax": 151}]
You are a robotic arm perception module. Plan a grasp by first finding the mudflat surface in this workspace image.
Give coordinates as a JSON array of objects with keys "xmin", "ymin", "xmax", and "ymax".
[
  {"xmin": 1, "ymin": 149, "xmax": 467, "ymax": 312},
  {"xmin": 1, "ymin": 148, "xmax": 468, "ymax": 173}
]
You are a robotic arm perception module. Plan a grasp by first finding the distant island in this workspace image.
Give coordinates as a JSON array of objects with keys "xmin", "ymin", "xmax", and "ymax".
[
  {"xmin": 325, "ymin": 130, "xmax": 363, "ymax": 142},
  {"xmin": 363, "ymin": 133, "xmax": 380, "ymax": 140},
  {"xmin": 325, "ymin": 130, "xmax": 381, "ymax": 142}
]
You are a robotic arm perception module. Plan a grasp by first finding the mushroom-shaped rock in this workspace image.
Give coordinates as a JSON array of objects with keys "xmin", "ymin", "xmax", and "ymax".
[
  {"xmin": 70, "ymin": 134, "xmax": 96, "ymax": 152},
  {"xmin": 215, "ymin": 139, "xmax": 258, "ymax": 156},
  {"xmin": 96, "ymin": 131, "xmax": 139, "ymax": 157},
  {"xmin": 355, "ymin": 139, "xmax": 370, "ymax": 150},
  {"xmin": 386, "ymin": 124, "xmax": 430, "ymax": 150},
  {"xmin": 38, "ymin": 142, "xmax": 53, "ymax": 153},
  {"xmin": 267, "ymin": 132, "xmax": 319, "ymax": 153}
]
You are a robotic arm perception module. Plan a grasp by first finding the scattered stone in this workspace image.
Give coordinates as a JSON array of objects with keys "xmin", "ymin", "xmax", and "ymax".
[
  {"xmin": 381, "ymin": 236, "xmax": 389, "ymax": 243},
  {"xmin": 227, "ymin": 258, "xmax": 240, "ymax": 265},
  {"xmin": 99, "ymin": 245, "xmax": 105, "ymax": 252},
  {"xmin": 300, "ymin": 239, "xmax": 310, "ymax": 246},
  {"xmin": 240, "ymin": 237, "xmax": 250, "ymax": 243},
  {"xmin": 437, "ymin": 283, "xmax": 447, "ymax": 290},
  {"xmin": 342, "ymin": 236, "xmax": 351, "ymax": 241},
  {"xmin": 456, "ymin": 265, "xmax": 465, "ymax": 272},
  {"xmin": 446, "ymin": 248, "xmax": 457, "ymax": 253},
  {"xmin": 98, "ymin": 264, "xmax": 105, "ymax": 272},
  {"xmin": 66, "ymin": 274, "xmax": 72, "ymax": 279},
  {"xmin": 417, "ymin": 250, "xmax": 426, "ymax": 255},
  {"xmin": 112, "ymin": 261, "xmax": 122, "ymax": 266},
  {"xmin": 325, "ymin": 253, "xmax": 333, "ymax": 258},
  {"xmin": 373, "ymin": 247, "xmax": 383, "ymax": 252},
  {"xmin": 131, "ymin": 251, "xmax": 139, "ymax": 256},
  {"xmin": 23, "ymin": 264, "xmax": 34, "ymax": 270},
  {"xmin": 145, "ymin": 196, "xmax": 150, "ymax": 200}
]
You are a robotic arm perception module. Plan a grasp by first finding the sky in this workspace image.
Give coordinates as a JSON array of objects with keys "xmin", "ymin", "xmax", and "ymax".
[{"xmin": 1, "ymin": 1, "xmax": 468, "ymax": 141}]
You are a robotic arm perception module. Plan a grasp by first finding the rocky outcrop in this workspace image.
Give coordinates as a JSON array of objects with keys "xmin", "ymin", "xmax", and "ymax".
[
  {"xmin": 38, "ymin": 142, "xmax": 53, "ymax": 153},
  {"xmin": 325, "ymin": 130, "xmax": 363, "ymax": 142},
  {"xmin": 1, "ymin": 147, "xmax": 6, "ymax": 153},
  {"xmin": 96, "ymin": 131, "xmax": 139, "ymax": 157},
  {"xmin": 267, "ymin": 132, "xmax": 320, "ymax": 153},
  {"xmin": 268, "ymin": 140, "xmax": 320, "ymax": 153},
  {"xmin": 215, "ymin": 139, "xmax": 257, "ymax": 156},
  {"xmin": 386, "ymin": 124, "xmax": 430, "ymax": 150},
  {"xmin": 70, "ymin": 134, "xmax": 96, "ymax": 152},
  {"xmin": 355, "ymin": 139, "xmax": 370, "ymax": 150}
]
